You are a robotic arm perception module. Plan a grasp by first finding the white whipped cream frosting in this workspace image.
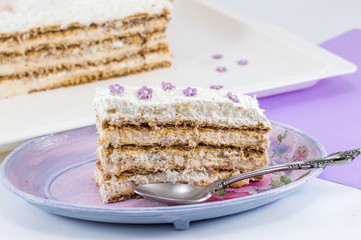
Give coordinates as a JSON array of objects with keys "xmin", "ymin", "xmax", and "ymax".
[
  {"xmin": 94, "ymin": 85, "xmax": 271, "ymax": 128},
  {"xmin": 0, "ymin": 0, "xmax": 171, "ymax": 33}
]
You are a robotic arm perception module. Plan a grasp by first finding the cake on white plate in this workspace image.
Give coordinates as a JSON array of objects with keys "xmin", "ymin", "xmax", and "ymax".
[
  {"xmin": 93, "ymin": 83, "xmax": 271, "ymax": 203},
  {"xmin": 0, "ymin": 0, "xmax": 172, "ymax": 99}
]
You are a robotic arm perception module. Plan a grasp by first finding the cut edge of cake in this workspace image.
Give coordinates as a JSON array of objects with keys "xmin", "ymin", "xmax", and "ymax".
[
  {"xmin": 94, "ymin": 84, "xmax": 271, "ymax": 203},
  {"xmin": 0, "ymin": 0, "xmax": 172, "ymax": 99}
]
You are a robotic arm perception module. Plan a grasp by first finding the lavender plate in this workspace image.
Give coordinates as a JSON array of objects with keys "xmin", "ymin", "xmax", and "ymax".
[{"xmin": 0, "ymin": 121, "xmax": 326, "ymax": 230}]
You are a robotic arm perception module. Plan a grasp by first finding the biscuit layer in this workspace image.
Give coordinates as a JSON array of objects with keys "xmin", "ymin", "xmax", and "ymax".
[{"xmin": 97, "ymin": 146, "xmax": 269, "ymax": 176}]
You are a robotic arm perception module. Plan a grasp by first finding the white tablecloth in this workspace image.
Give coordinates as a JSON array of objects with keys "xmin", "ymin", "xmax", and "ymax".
[{"xmin": 1, "ymin": 0, "xmax": 361, "ymax": 238}]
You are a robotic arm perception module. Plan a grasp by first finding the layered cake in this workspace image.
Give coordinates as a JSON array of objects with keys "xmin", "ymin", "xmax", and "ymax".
[
  {"xmin": 0, "ymin": 0, "xmax": 172, "ymax": 99},
  {"xmin": 94, "ymin": 83, "xmax": 271, "ymax": 203}
]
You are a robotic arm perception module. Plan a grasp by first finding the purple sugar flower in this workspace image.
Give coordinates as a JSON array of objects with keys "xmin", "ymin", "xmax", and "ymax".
[
  {"xmin": 183, "ymin": 87, "xmax": 197, "ymax": 97},
  {"xmin": 212, "ymin": 54, "xmax": 223, "ymax": 59},
  {"xmin": 109, "ymin": 84, "xmax": 124, "ymax": 94},
  {"xmin": 216, "ymin": 66, "xmax": 227, "ymax": 72},
  {"xmin": 137, "ymin": 86, "xmax": 153, "ymax": 99},
  {"xmin": 161, "ymin": 81, "xmax": 176, "ymax": 91},
  {"xmin": 227, "ymin": 92, "xmax": 240, "ymax": 103},
  {"xmin": 210, "ymin": 85, "xmax": 224, "ymax": 90},
  {"xmin": 237, "ymin": 59, "xmax": 248, "ymax": 65}
]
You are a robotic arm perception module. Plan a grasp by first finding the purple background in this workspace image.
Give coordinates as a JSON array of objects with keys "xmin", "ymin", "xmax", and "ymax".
[{"xmin": 259, "ymin": 29, "xmax": 361, "ymax": 189}]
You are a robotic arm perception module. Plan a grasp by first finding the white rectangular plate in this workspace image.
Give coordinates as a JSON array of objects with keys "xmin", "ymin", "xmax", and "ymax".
[{"xmin": 0, "ymin": 0, "xmax": 356, "ymax": 151}]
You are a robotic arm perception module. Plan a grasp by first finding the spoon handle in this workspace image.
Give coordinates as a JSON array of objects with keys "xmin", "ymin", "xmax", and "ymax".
[{"xmin": 208, "ymin": 148, "xmax": 361, "ymax": 192}]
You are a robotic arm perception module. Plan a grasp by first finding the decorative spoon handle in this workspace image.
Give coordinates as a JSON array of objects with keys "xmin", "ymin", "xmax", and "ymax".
[{"xmin": 207, "ymin": 148, "xmax": 361, "ymax": 192}]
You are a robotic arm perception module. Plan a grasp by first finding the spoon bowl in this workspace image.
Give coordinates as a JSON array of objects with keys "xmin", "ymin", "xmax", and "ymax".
[
  {"xmin": 134, "ymin": 183, "xmax": 211, "ymax": 205},
  {"xmin": 135, "ymin": 149, "xmax": 360, "ymax": 205}
]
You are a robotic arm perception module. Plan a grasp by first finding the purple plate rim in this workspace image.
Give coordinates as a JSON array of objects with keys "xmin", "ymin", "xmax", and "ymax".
[{"xmin": 0, "ymin": 120, "xmax": 327, "ymax": 213}]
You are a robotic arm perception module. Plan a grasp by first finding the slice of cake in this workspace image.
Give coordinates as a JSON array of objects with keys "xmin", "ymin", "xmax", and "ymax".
[
  {"xmin": 94, "ymin": 84, "xmax": 271, "ymax": 203},
  {"xmin": 0, "ymin": 0, "xmax": 172, "ymax": 99}
]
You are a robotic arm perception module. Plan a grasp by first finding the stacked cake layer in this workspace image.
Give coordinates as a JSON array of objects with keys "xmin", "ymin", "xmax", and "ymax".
[
  {"xmin": 94, "ymin": 85, "xmax": 271, "ymax": 203},
  {"xmin": 0, "ymin": 0, "xmax": 172, "ymax": 99}
]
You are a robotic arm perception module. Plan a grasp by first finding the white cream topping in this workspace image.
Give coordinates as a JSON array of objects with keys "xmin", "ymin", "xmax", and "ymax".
[
  {"xmin": 94, "ymin": 86, "xmax": 271, "ymax": 128},
  {"xmin": 0, "ymin": 0, "xmax": 171, "ymax": 33}
]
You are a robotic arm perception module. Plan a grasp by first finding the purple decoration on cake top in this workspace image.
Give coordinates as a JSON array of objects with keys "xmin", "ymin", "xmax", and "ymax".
[
  {"xmin": 109, "ymin": 84, "xmax": 124, "ymax": 94},
  {"xmin": 137, "ymin": 86, "xmax": 153, "ymax": 99},
  {"xmin": 212, "ymin": 54, "xmax": 223, "ymax": 59},
  {"xmin": 237, "ymin": 59, "xmax": 248, "ymax": 65},
  {"xmin": 227, "ymin": 92, "xmax": 240, "ymax": 103},
  {"xmin": 209, "ymin": 85, "xmax": 224, "ymax": 90},
  {"xmin": 183, "ymin": 87, "xmax": 197, "ymax": 97},
  {"xmin": 216, "ymin": 66, "xmax": 227, "ymax": 72},
  {"xmin": 161, "ymin": 81, "xmax": 176, "ymax": 91}
]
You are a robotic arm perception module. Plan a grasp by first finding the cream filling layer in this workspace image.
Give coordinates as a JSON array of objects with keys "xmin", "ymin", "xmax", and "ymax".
[
  {"xmin": 94, "ymin": 168, "xmax": 251, "ymax": 202},
  {"xmin": 97, "ymin": 146, "xmax": 269, "ymax": 175},
  {"xmin": 0, "ymin": 51, "xmax": 171, "ymax": 98},
  {"xmin": 0, "ymin": 35, "xmax": 168, "ymax": 74},
  {"xmin": 98, "ymin": 127, "xmax": 270, "ymax": 149},
  {"xmin": 0, "ymin": 17, "xmax": 169, "ymax": 52}
]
